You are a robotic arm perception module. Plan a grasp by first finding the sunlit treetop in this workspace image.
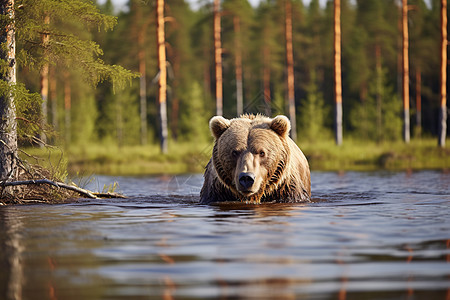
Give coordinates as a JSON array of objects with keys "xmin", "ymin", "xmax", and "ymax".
[{"xmin": 14, "ymin": 0, "xmax": 137, "ymax": 88}]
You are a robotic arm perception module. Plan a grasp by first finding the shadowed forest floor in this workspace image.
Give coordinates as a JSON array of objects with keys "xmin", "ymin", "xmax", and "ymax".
[{"xmin": 21, "ymin": 138, "xmax": 450, "ymax": 177}]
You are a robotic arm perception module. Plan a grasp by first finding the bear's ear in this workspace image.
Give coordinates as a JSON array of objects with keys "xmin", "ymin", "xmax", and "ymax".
[
  {"xmin": 270, "ymin": 115, "xmax": 291, "ymax": 137},
  {"xmin": 209, "ymin": 116, "xmax": 231, "ymax": 139}
]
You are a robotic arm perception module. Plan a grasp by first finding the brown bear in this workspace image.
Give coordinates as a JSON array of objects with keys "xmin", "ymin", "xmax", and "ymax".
[{"xmin": 200, "ymin": 114, "xmax": 311, "ymax": 204}]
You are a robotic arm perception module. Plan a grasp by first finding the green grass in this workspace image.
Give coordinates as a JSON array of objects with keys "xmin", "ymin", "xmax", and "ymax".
[
  {"xmin": 67, "ymin": 143, "xmax": 212, "ymax": 176},
  {"xmin": 20, "ymin": 137, "xmax": 450, "ymax": 177},
  {"xmin": 301, "ymin": 138, "xmax": 450, "ymax": 171},
  {"xmin": 22, "ymin": 141, "xmax": 213, "ymax": 176}
]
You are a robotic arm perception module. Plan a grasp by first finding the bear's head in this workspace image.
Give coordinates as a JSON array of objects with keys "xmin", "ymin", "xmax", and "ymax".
[{"xmin": 209, "ymin": 114, "xmax": 291, "ymax": 203}]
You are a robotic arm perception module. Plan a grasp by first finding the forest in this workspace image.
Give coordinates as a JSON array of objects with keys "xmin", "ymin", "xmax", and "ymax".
[
  {"xmin": 0, "ymin": 0, "xmax": 449, "ymax": 184},
  {"xmin": 12, "ymin": 0, "xmax": 448, "ymax": 147}
]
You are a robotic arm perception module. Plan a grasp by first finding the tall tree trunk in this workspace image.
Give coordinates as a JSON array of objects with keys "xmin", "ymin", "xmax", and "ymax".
[
  {"xmin": 397, "ymin": 3, "xmax": 403, "ymax": 101},
  {"xmin": 285, "ymin": 0, "xmax": 297, "ymax": 141},
  {"xmin": 263, "ymin": 45, "xmax": 271, "ymax": 116},
  {"xmin": 439, "ymin": 0, "xmax": 447, "ymax": 147},
  {"xmin": 0, "ymin": 0, "xmax": 18, "ymax": 194},
  {"xmin": 234, "ymin": 16, "xmax": 243, "ymax": 117},
  {"xmin": 63, "ymin": 71, "xmax": 71, "ymax": 145},
  {"xmin": 214, "ymin": 0, "xmax": 223, "ymax": 116},
  {"xmin": 138, "ymin": 31, "xmax": 147, "ymax": 145},
  {"xmin": 40, "ymin": 61, "xmax": 48, "ymax": 146},
  {"xmin": 170, "ymin": 49, "xmax": 180, "ymax": 141},
  {"xmin": 415, "ymin": 68, "xmax": 422, "ymax": 137},
  {"xmin": 156, "ymin": 0, "xmax": 168, "ymax": 153},
  {"xmin": 40, "ymin": 15, "xmax": 50, "ymax": 146},
  {"xmin": 375, "ymin": 44, "xmax": 382, "ymax": 143},
  {"xmin": 402, "ymin": 0, "xmax": 410, "ymax": 143},
  {"xmin": 334, "ymin": 0, "xmax": 343, "ymax": 145},
  {"xmin": 49, "ymin": 66, "xmax": 58, "ymax": 133},
  {"xmin": 116, "ymin": 93, "xmax": 123, "ymax": 147},
  {"xmin": 203, "ymin": 45, "xmax": 211, "ymax": 99},
  {"xmin": 136, "ymin": 5, "xmax": 151, "ymax": 146}
]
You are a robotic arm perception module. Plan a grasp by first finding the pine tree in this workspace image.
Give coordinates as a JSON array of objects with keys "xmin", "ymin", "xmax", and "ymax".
[
  {"xmin": 222, "ymin": 0, "xmax": 253, "ymax": 116},
  {"xmin": 350, "ymin": 67, "xmax": 401, "ymax": 142},
  {"xmin": 135, "ymin": 2, "xmax": 150, "ymax": 146},
  {"xmin": 334, "ymin": 0, "xmax": 343, "ymax": 145},
  {"xmin": 409, "ymin": 0, "xmax": 429, "ymax": 137},
  {"xmin": 285, "ymin": 0, "xmax": 297, "ymax": 141},
  {"xmin": 0, "ymin": 0, "xmax": 136, "ymax": 195},
  {"xmin": 94, "ymin": 0, "xmax": 155, "ymax": 146},
  {"xmin": 251, "ymin": 1, "xmax": 284, "ymax": 116},
  {"xmin": 299, "ymin": 70, "xmax": 329, "ymax": 142},
  {"xmin": 439, "ymin": 0, "xmax": 447, "ymax": 147},
  {"xmin": 179, "ymin": 81, "xmax": 209, "ymax": 142},
  {"xmin": 0, "ymin": 0, "xmax": 18, "ymax": 197},
  {"xmin": 213, "ymin": 0, "xmax": 223, "ymax": 116},
  {"xmin": 401, "ymin": 0, "xmax": 410, "ymax": 143},
  {"xmin": 156, "ymin": 0, "xmax": 168, "ymax": 153},
  {"xmin": 166, "ymin": 0, "xmax": 198, "ymax": 139}
]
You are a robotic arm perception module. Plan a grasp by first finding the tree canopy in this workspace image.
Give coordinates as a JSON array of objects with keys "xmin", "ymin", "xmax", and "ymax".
[
  {"xmin": 8, "ymin": 0, "xmax": 450, "ymax": 150},
  {"xmin": 0, "ymin": 0, "xmax": 136, "ymax": 200}
]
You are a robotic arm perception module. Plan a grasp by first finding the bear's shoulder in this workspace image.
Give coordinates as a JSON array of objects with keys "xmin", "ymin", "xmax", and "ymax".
[{"xmin": 200, "ymin": 160, "xmax": 239, "ymax": 204}]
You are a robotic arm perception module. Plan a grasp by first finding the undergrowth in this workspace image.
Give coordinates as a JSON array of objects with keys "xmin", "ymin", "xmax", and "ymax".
[{"xmin": 21, "ymin": 137, "xmax": 450, "ymax": 177}]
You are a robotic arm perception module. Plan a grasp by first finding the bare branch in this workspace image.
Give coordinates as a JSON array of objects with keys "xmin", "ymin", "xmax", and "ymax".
[{"xmin": 2, "ymin": 179, "xmax": 98, "ymax": 199}]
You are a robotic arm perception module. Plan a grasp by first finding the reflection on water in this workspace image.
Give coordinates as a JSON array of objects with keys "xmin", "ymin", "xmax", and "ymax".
[
  {"xmin": 0, "ymin": 171, "xmax": 449, "ymax": 299},
  {"xmin": 0, "ymin": 208, "xmax": 24, "ymax": 300}
]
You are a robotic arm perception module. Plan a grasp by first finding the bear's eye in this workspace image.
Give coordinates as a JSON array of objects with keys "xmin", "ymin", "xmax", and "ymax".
[
  {"xmin": 259, "ymin": 151, "xmax": 265, "ymax": 157},
  {"xmin": 232, "ymin": 150, "xmax": 240, "ymax": 158}
]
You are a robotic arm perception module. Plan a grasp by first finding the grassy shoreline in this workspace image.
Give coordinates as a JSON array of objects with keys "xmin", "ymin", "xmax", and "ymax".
[
  {"xmin": 21, "ymin": 138, "xmax": 450, "ymax": 177},
  {"xmin": 301, "ymin": 138, "xmax": 450, "ymax": 171}
]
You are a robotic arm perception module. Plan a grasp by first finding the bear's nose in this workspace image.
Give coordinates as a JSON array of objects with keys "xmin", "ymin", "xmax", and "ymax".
[{"xmin": 239, "ymin": 172, "xmax": 255, "ymax": 190}]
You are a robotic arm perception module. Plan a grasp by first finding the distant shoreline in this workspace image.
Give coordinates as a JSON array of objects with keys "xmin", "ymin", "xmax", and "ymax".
[{"xmin": 21, "ymin": 138, "xmax": 450, "ymax": 177}]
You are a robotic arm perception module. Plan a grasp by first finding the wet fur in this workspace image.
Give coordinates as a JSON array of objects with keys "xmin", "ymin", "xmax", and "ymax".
[{"xmin": 200, "ymin": 114, "xmax": 311, "ymax": 204}]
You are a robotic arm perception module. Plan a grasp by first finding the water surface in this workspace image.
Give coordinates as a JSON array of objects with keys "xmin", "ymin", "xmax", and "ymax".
[{"xmin": 1, "ymin": 171, "xmax": 449, "ymax": 299}]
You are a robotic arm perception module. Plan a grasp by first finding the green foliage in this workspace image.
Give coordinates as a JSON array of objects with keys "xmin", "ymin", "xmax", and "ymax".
[
  {"xmin": 70, "ymin": 88, "xmax": 97, "ymax": 146},
  {"xmin": 16, "ymin": 0, "xmax": 119, "ymax": 77},
  {"xmin": 1, "ymin": 0, "xmax": 138, "ymax": 151},
  {"xmin": 271, "ymin": 90, "xmax": 285, "ymax": 116},
  {"xmin": 94, "ymin": 81, "xmax": 141, "ymax": 146},
  {"xmin": 350, "ymin": 67, "xmax": 402, "ymax": 142},
  {"xmin": 23, "ymin": 137, "xmax": 450, "ymax": 176},
  {"xmin": 301, "ymin": 137, "xmax": 450, "ymax": 171},
  {"xmin": 102, "ymin": 181, "xmax": 119, "ymax": 193},
  {"xmin": 178, "ymin": 81, "xmax": 210, "ymax": 143},
  {"xmin": 5, "ymin": 0, "xmax": 446, "ymax": 155},
  {"xmin": 58, "ymin": 140, "xmax": 213, "ymax": 176},
  {"xmin": 114, "ymin": 85, "xmax": 141, "ymax": 145},
  {"xmin": 3, "ymin": 82, "xmax": 43, "ymax": 142},
  {"xmin": 298, "ymin": 70, "xmax": 330, "ymax": 142}
]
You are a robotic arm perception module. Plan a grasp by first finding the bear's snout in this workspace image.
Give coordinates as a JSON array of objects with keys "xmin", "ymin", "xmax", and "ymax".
[{"xmin": 238, "ymin": 172, "xmax": 255, "ymax": 190}]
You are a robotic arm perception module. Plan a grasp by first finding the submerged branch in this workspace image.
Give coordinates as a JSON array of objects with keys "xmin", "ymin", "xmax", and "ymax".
[{"xmin": 93, "ymin": 192, "xmax": 127, "ymax": 199}]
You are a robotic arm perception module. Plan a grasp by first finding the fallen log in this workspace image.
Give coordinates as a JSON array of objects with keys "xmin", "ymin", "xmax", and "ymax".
[{"xmin": 2, "ymin": 179, "xmax": 126, "ymax": 199}]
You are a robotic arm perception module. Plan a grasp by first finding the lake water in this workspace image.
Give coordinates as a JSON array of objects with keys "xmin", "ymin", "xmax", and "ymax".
[{"xmin": 0, "ymin": 171, "xmax": 449, "ymax": 299}]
